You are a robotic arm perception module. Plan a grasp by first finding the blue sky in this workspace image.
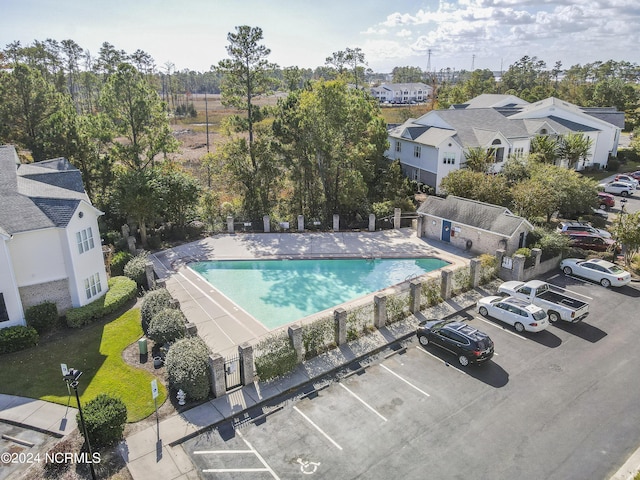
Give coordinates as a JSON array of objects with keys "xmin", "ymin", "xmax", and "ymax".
[{"xmin": 3, "ymin": 0, "xmax": 639, "ymax": 73}]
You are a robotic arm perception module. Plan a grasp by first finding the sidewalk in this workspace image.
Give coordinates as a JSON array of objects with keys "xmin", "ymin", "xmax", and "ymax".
[
  {"xmin": 119, "ymin": 284, "xmax": 493, "ymax": 480},
  {"xmin": 0, "ymin": 394, "xmax": 77, "ymax": 437}
]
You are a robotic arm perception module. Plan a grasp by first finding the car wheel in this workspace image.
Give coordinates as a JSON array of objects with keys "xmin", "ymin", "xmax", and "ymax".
[
  {"xmin": 622, "ymin": 191, "xmax": 629, "ymax": 197},
  {"xmin": 548, "ymin": 311, "xmax": 560, "ymax": 323},
  {"xmin": 458, "ymin": 355, "xmax": 470, "ymax": 367},
  {"xmin": 418, "ymin": 335, "xmax": 429, "ymax": 346},
  {"xmin": 600, "ymin": 278, "xmax": 611, "ymax": 288},
  {"xmin": 599, "ymin": 203, "xmax": 608, "ymax": 210},
  {"xmin": 563, "ymin": 266, "xmax": 573, "ymax": 275},
  {"xmin": 514, "ymin": 322, "xmax": 525, "ymax": 333},
  {"xmin": 479, "ymin": 306, "xmax": 489, "ymax": 317}
]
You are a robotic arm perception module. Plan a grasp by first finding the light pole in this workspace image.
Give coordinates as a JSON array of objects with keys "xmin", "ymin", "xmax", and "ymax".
[{"xmin": 63, "ymin": 367, "xmax": 97, "ymax": 480}]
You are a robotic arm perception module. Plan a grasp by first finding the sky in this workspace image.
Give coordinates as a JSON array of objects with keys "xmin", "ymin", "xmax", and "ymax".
[{"xmin": 2, "ymin": 0, "xmax": 640, "ymax": 74}]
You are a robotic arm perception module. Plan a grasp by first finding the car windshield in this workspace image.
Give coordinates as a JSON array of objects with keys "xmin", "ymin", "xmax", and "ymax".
[{"xmin": 532, "ymin": 310, "xmax": 547, "ymax": 321}]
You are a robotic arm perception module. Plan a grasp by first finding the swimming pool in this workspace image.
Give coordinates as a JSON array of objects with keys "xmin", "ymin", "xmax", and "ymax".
[{"xmin": 189, "ymin": 257, "xmax": 449, "ymax": 329}]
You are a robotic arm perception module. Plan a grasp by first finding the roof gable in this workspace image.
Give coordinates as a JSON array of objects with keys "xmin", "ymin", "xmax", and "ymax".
[{"xmin": 418, "ymin": 195, "xmax": 532, "ymax": 237}]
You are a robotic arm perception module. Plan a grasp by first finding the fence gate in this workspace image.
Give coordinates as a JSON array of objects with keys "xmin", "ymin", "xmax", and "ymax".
[{"xmin": 223, "ymin": 353, "xmax": 242, "ymax": 391}]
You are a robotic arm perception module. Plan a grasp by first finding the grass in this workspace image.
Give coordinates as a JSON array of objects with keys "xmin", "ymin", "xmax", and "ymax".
[{"xmin": 0, "ymin": 309, "xmax": 167, "ymax": 422}]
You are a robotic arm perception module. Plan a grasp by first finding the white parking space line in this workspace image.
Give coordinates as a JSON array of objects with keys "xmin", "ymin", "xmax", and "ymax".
[
  {"xmin": 293, "ymin": 406, "xmax": 343, "ymax": 451},
  {"xmin": 196, "ymin": 430, "xmax": 281, "ymax": 479},
  {"xmin": 415, "ymin": 347, "xmax": 468, "ymax": 375},
  {"xmin": 194, "ymin": 450, "xmax": 253, "ymax": 454},
  {"xmin": 380, "ymin": 364, "xmax": 430, "ymax": 397},
  {"xmin": 338, "ymin": 383, "xmax": 388, "ymax": 422},
  {"xmin": 473, "ymin": 316, "xmax": 527, "ymax": 340},
  {"xmin": 237, "ymin": 430, "xmax": 281, "ymax": 480}
]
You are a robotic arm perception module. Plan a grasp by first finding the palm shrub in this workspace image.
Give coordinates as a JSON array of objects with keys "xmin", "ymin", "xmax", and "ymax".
[
  {"xmin": 147, "ymin": 308, "xmax": 187, "ymax": 344},
  {"xmin": 78, "ymin": 394, "xmax": 127, "ymax": 448},
  {"xmin": 165, "ymin": 337, "xmax": 211, "ymax": 401},
  {"xmin": 140, "ymin": 288, "xmax": 173, "ymax": 333},
  {"xmin": 25, "ymin": 301, "xmax": 58, "ymax": 333}
]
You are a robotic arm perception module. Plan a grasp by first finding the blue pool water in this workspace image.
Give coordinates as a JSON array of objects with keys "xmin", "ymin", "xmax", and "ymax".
[{"xmin": 190, "ymin": 258, "xmax": 449, "ymax": 329}]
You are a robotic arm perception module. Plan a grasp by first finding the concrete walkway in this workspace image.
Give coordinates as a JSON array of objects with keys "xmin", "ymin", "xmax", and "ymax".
[{"xmin": 0, "ymin": 394, "xmax": 77, "ymax": 437}]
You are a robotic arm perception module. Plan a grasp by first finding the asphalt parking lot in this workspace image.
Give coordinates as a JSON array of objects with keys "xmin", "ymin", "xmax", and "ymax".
[{"xmin": 180, "ymin": 272, "xmax": 640, "ymax": 480}]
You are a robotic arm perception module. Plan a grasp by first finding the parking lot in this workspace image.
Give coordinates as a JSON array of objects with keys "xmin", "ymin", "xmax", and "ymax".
[{"xmin": 181, "ymin": 273, "xmax": 640, "ymax": 480}]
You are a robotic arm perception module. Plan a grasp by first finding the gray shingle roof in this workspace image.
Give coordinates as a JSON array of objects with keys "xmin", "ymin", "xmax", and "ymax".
[
  {"xmin": 417, "ymin": 195, "xmax": 531, "ymax": 237},
  {"xmin": 0, "ymin": 145, "xmax": 89, "ymax": 235}
]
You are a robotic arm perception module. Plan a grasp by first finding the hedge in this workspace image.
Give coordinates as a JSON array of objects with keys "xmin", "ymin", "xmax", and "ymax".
[
  {"xmin": 25, "ymin": 301, "xmax": 58, "ymax": 333},
  {"xmin": 140, "ymin": 288, "xmax": 173, "ymax": 333},
  {"xmin": 124, "ymin": 251, "xmax": 149, "ymax": 288},
  {"xmin": 66, "ymin": 276, "xmax": 137, "ymax": 328},
  {"xmin": 78, "ymin": 394, "xmax": 127, "ymax": 448},
  {"xmin": 110, "ymin": 251, "xmax": 133, "ymax": 277},
  {"xmin": 0, "ymin": 326, "xmax": 39, "ymax": 354},
  {"xmin": 165, "ymin": 337, "xmax": 211, "ymax": 401},
  {"xmin": 147, "ymin": 308, "xmax": 187, "ymax": 344}
]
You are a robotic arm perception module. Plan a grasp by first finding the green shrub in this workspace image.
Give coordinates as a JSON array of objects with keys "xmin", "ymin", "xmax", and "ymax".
[
  {"xmin": 452, "ymin": 266, "xmax": 472, "ymax": 294},
  {"xmin": 147, "ymin": 308, "xmax": 187, "ymax": 344},
  {"xmin": 478, "ymin": 254, "xmax": 498, "ymax": 284},
  {"xmin": 255, "ymin": 332, "xmax": 298, "ymax": 381},
  {"xmin": 302, "ymin": 317, "xmax": 334, "ymax": 360},
  {"xmin": 528, "ymin": 229, "xmax": 570, "ymax": 261},
  {"xmin": 24, "ymin": 302, "xmax": 58, "ymax": 333},
  {"xmin": 66, "ymin": 276, "xmax": 137, "ymax": 328},
  {"xmin": 0, "ymin": 325, "xmax": 39, "ymax": 354},
  {"xmin": 140, "ymin": 288, "xmax": 173, "ymax": 333},
  {"xmin": 78, "ymin": 394, "xmax": 127, "ymax": 448},
  {"xmin": 110, "ymin": 251, "xmax": 132, "ymax": 277},
  {"xmin": 165, "ymin": 337, "xmax": 211, "ymax": 401},
  {"xmin": 386, "ymin": 293, "xmax": 410, "ymax": 323},
  {"xmin": 124, "ymin": 251, "xmax": 149, "ymax": 288},
  {"xmin": 606, "ymin": 158, "xmax": 620, "ymax": 172}
]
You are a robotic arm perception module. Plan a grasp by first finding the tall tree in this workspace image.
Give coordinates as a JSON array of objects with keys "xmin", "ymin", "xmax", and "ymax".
[
  {"xmin": 274, "ymin": 80, "xmax": 388, "ymax": 220},
  {"xmin": 99, "ymin": 63, "xmax": 177, "ymax": 171},
  {"xmin": 530, "ymin": 135, "xmax": 559, "ymax": 164},
  {"xmin": 215, "ymin": 25, "xmax": 277, "ymax": 160},
  {"xmin": 391, "ymin": 66, "xmax": 424, "ymax": 84},
  {"xmin": 558, "ymin": 133, "xmax": 593, "ymax": 169}
]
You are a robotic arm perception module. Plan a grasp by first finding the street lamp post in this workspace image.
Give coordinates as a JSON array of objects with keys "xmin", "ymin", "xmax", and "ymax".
[{"xmin": 63, "ymin": 367, "xmax": 97, "ymax": 480}]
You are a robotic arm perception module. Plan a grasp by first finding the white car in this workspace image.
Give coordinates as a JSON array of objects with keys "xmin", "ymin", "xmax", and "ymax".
[
  {"xmin": 614, "ymin": 175, "xmax": 639, "ymax": 189},
  {"xmin": 560, "ymin": 258, "xmax": 632, "ymax": 287},
  {"xmin": 477, "ymin": 296, "xmax": 549, "ymax": 332},
  {"xmin": 603, "ymin": 181, "xmax": 635, "ymax": 197}
]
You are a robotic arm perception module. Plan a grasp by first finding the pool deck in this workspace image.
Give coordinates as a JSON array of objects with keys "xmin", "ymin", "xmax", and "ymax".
[{"xmin": 150, "ymin": 228, "xmax": 472, "ymax": 355}]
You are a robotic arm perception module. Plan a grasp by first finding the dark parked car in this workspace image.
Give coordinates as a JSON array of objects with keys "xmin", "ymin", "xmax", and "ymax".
[
  {"xmin": 416, "ymin": 319, "xmax": 494, "ymax": 366},
  {"xmin": 567, "ymin": 232, "xmax": 618, "ymax": 252}
]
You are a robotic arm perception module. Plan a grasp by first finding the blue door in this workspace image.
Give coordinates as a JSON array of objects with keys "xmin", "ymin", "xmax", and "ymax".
[{"xmin": 442, "ymin": 220, "xmax": 451, "ymax": 242}]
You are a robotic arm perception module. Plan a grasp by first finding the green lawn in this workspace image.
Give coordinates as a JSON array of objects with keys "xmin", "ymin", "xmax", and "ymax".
[{"xmin": 0, "ymin": 309, "xmax": 167, "ymax": 422}]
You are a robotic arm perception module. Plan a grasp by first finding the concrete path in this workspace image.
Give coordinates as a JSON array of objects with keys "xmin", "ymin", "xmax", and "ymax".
[{"xmin": 0, "ymin": 394, "xmax": 77, "ymax": 437}]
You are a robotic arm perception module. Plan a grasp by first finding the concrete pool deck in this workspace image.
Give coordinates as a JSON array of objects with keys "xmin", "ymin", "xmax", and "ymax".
[{"xmin": 150, "ymin": 228, "xmax": 473, "ymax": 355}]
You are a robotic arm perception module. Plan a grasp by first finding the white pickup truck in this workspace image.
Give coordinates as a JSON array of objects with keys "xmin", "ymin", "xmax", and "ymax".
[{"xmin": 497, "ymin": 280, "xmax": 589, "ymax": 323}]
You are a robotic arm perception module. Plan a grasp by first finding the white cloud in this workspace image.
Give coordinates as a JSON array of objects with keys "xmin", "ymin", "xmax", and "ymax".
[{"xmin": 396, "ymin": 29, "xmax": 412, "ymax": 37}]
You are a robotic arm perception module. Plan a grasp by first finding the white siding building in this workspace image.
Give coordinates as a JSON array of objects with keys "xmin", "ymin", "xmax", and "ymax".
[
  {"xmin": 386, "ymin": 95, "xmax": 623, "ymax": 193},
  {"xmin": 0, "ymin": 145, "xmax": 108, "ymax": 328},
  {"xmin": 371, "ymin": 82, "xmax": 433, "ymax": 104}
]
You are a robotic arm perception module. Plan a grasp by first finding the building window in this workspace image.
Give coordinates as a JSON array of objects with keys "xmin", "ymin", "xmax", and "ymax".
[
  {"xmin": 76, "ymin": 227, "xmax": 95, "ymax": 254},
  {"xmin": 513, "ymin": 147, "xmax": 524, "ymax": 158},
  {"xmin": 443, "ymin": 153, "xmax": 456, "ymax": 165},
  {"xmin": 414, "ymin": 145, "xmax": 421, "ymax": 158},
  {"xmin": 396, "ymin": 141, "xmax": 402, "ymax": 153},
  {"xmin": 84, "ymin": 273, "xmax": 102, "ymax": 300},
  {"xmin": 0, "ymin": 293, "xmax": 9, "ymax": 323}
]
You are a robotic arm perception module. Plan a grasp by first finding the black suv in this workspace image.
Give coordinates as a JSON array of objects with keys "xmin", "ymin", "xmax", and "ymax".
[{"xmin": 416, "ymin": 319, "xmax": 494, "ymax": 366}]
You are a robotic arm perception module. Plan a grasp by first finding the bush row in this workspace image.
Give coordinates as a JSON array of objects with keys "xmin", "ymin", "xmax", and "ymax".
[
  {"xmin": 0, "ymin": 325, "xmax": 39, "ymax": 354},
  {"xmin": 66, "ymin": 276, "xmax": 137, "ymax": 328},
  {"xmin": 24, "ymin": 301, "xmax": 58, "ymax": 333}
]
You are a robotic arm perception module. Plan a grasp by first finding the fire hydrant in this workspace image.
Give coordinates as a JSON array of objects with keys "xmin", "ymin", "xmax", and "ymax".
[{"xmin": 177, "ymin": 389, "xmax": 186, "ymax": 406}]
